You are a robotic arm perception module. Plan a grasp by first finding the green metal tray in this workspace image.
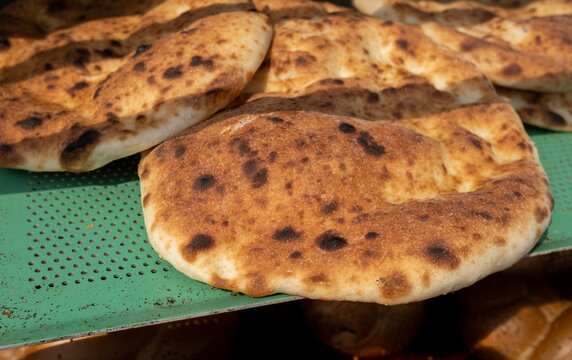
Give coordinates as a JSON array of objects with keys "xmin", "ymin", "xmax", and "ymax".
[
  {"xmin": 528, "ymin": 126, "xmax": 572, "ymax": 255},
  {"xmin": 0, "ymin": 155, "xmax": 296, "ymax": 350},
  {"xmin": 0, "ymin": 125, "xmax": 570, "ymax": 349}
]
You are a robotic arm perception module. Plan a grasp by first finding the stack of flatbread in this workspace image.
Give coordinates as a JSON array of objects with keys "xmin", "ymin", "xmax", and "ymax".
[
  {"xmin": 0, "ymin": 0, "xmax": 273, "ymax": 171},
  {"xmin": 138, "ymin": 0, "xmax": 553, "ymax": 305},
  {"xmin": 0, "ymin": 0, "xmax": 556, "ymax": 305},
  {"xmin": 353, "ymin": 0, "xmax": 572, "ymax": 131}
]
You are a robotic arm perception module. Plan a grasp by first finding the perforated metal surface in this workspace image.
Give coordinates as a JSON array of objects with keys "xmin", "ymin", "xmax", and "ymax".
[
  {"xmin": 0, "ymin": 155, "xmax": 295, "ymax": 350},
  {"xmin": 527, "ymin": 126, "xmax": 572, "ymax": 255},
  {"xmin": 21, "ymin": 160, "xmax": 156, "ymax": 289}
]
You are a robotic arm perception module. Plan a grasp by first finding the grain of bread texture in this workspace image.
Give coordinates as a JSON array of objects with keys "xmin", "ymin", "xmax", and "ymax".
[
  {"xmin": 353, "ymin": 0, "xmax": 572, "ymax": 92},
  {"xmin": 0, "ymin": 0, "xmax": 272, "ymax": 171}
]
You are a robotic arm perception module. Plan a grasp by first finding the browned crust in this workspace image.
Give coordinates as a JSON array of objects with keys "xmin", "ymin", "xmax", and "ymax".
[
  {"xmin": 139, "ymin": 105, "xmax": 552, "ymax": 304},
  {"xmin": 0, "ymin": 0, "xmax": 271, "ymax": 171}
]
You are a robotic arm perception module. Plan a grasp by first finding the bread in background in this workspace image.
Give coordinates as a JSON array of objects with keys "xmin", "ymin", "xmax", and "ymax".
[{"xmin": 300, "ymin": 299, "xmax": 425, "ymax": 358}]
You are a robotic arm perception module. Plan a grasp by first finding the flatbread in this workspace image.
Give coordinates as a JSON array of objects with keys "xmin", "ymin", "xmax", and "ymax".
[
  {"xmin": 353, "ymin": 0, "xmax": 572, "ymax": 92},
  {"xmin": 220, "ymin": 8, "xmax": 497, "ymax": 124},
  {"xmin": 496, "ymin": 87, "xmax": 572, "ymax": 132},
  {"xmin": 0, "ymin": 0, "xmax": 272, "ymax": 171},
  {"xmin": 139, "ymin": 107, "xmax": 552, "ymax": 305},
  {"xmin": 139, "ymin": 10, "xmax": 553, "ymax": 304}
]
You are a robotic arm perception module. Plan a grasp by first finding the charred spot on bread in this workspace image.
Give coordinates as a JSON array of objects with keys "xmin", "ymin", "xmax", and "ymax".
[
  {"xmin": 133, "ymin": 61, "xmax": 146, "ymax": 72},
  {"xmin": 267, "ymin": 116, "xmax": 284, "ymax": 123},
  {"xmin": 230, "ymin": 137, "xmax": 257, "ymax": 157},
  {"xmin": 357, "ymin": 131, "xmax": 385, "ymax": 157},
  {"xmin": 242, "ymin": 158, "xmax": 268, "ymax": 188},
  {"xmin": 190, "ymin": 56, "xmax": 214, "ymax": 70},
  {"xmin": 424, "ymin": 243, "xmax": 460, "ymax": 269},
  {"xmin": 174, "ymin": 145, "xmax": 186, "ymax": 158},
  {"xmin": 295, "ymin": 54, "xmax": 316, "ymax": 67},
  {"xmin": 290, "ymin": 251, "xmax": 302, "ymax": 259},
  {"xmin": 338, "ymin": 123, "xmax": 356, "ymax": 133},
  {"xmin": 469, "ymin": 137, "xmax": 483, "ymax": 149},
  {"xmin": 316, "ymin": 231, "xmax": 347, "ymax": 251},
  {"xmin": 268, "ymin": 151, "xmax": 277, "ymax": 162},
  {"xmin": 14, "ymin": 115, "xmax": 46, "ymax": 130},
  {"xmin": 67, "ymin": 81, "xmax": 89, "ymax": 97},
  {"xmin": 273, "ymin": 227, "xmax": 302, "ymax": 242},
  {"xmin": 181, "ymin": 234, "xmax": 215, "ymax": 261},
  {"xmin": 193, "ymin": 174, "xmax": 216, "ymax": 191},
  {"xmin": 60, "ymin": 130, "xmax": 101, "ymax": 169},
  {"xmin": 188, "ymin": 234, "xmax": 214, "ymax": 251},
  {"xmin": 322, "ymin": 201, "xmax": 339, "ymax": 215},
  {"xmin": 502, "ymin": 63, "xmax": 522, "ymax": 76},
  {"xmin": 365, "ymin": 232, "xmax": 378, "ymax": 239},
  {"xmin": 396, "ymin": 38, "xmax": 409, "ymax": 50},
  {"xmin": 163, "ymin": 65, "xmax": 183, "ymax": 79}
]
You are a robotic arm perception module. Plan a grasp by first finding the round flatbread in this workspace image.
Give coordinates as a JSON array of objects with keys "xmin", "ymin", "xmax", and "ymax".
[
  {"xmin": 353, "ymin": 0, "xmax": 572, "ymax": 93},
  {"xmin": 0, "ymin": 0, "xmax": 272, "ymax": 171},
  {"xmin": 496, "ymin": 87, "xmax": 572, "ymax": 132},
  {"xmin": 139, "ymin": 106, "xmax": 552, "ymax": 305}
]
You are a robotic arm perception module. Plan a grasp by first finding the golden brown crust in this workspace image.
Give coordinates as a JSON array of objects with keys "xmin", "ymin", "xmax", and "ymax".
[
  {"xmin": 139, "ymin": 104, "xmax": 552, "ymax": 304},
  {"xmin": 0, "ymin": 0, "xmax": 273, "ymax": 171},
  {"xmin": 353, "ymin": 0, "xmax": 572, "ymax": 92}
]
